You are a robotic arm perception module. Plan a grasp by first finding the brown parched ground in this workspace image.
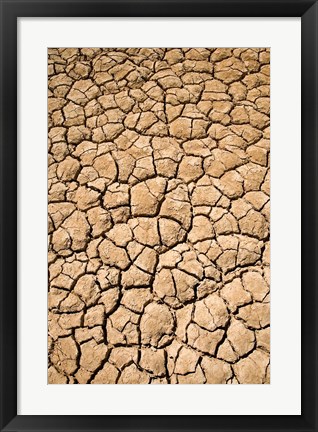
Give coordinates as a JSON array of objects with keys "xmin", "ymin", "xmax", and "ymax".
[{"xmin": 48, "ymin": 48, "xmax": 270, "ymax": 384}]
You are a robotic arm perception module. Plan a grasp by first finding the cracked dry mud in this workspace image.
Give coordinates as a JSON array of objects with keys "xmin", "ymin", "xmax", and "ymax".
[{"xmin": 48, "ymin": 48, "xmax": 270, "ymax": 384}]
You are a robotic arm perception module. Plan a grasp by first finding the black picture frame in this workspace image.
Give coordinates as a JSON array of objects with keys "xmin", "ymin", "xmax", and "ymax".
[{"xmin": 0, "ymin": 0, "xmax": 317, "ymax": 431}]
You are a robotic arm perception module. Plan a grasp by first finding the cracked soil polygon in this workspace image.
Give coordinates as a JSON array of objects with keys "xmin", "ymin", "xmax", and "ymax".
[{"xmin": 48, "ymin": 48, "xmax": 270, "ymax": 384}]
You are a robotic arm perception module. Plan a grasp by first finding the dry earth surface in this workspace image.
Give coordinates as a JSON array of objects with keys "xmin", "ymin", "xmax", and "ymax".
[{"xmin": 48, "ymin": 48, "xmax": 270, "ymax": 384}]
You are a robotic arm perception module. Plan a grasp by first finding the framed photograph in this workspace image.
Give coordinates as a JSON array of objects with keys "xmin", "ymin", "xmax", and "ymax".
[{"xmin": 0, "ymin": 0, "xmax": 317, "ymax": 431}]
